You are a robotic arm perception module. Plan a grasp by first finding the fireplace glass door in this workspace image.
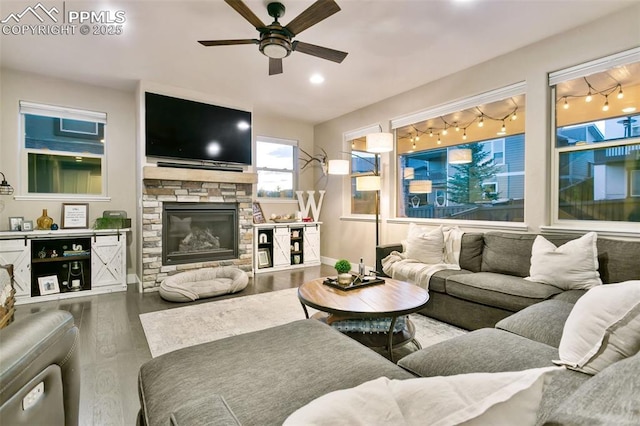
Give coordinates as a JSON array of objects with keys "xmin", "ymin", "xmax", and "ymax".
[{"xmin": 163, "ymin": 203, "xmax": 238, "ymax": 265}]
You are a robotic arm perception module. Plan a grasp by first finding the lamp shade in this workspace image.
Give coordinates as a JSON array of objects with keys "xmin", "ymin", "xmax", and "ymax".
[
  {"xmin": 449, "ymin": 148, "xmax": 472, "ymax": 164},
  {"xmin": 403, "ymin": 167, "xmax": 415, "ymax": 180},
  {"xmin": 409, "ymin": 180, "xmax": 432, "ymax": 194},
  {"xmin": 356, "ymin": 175, "xmax": 381, "ymax": 191},
  {"xmin": 365, "ymin": 132, "xmax": 393, "ymax": 153},
  {"xmin": 328, "ymin": 159, "xmax": 350, "ymax": 175}
]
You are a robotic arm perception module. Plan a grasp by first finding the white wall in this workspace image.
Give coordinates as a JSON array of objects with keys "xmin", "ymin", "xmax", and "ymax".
[
  {"xmin": 0, "ymin": 69, "xmax": 138, "ymax": 278},
  {"xmin": 313, "ymin": 3, "xmax": 640, "ymax": 268}
]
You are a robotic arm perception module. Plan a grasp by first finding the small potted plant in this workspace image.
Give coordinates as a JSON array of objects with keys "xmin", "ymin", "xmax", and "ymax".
[{"xmin": 334, "ymin": 259, "xmax": 353, "ymax": 286}]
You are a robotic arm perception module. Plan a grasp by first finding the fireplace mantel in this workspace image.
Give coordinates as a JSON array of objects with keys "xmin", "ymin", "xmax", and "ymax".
[{"xmin": 143, "ymin": 166, "xmax": 257, "ymax": 184}]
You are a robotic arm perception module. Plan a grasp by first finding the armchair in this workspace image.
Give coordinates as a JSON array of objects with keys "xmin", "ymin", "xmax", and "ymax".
[{"xmin": 0, "ymin": 310, "xmax": 80, "ymax": 426}]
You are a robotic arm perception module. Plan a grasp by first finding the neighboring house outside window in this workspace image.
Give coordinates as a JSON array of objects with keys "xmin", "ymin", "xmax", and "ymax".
[
  {"xmin": 256, "ymin": 136, "xmax": 298, "ymax": 199},
  {"xmin": 550, "ymin": 50, "xmax": 640, "ymax": 223},
  {"xmin": 392, "ymin": 84, "xmax": 526, "ymax": 222},
  {"xmin": 20, "ymin": 101, "xmax": 106, "ymax": 197}
]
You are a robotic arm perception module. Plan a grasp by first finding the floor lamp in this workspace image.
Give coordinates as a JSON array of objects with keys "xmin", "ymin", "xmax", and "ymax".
[{"xmin": 328, "ymin": 129, "xmax": 392, "ymax": 248}]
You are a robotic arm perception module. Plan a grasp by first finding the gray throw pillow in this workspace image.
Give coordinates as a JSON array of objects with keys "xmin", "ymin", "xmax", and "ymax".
[{"xmin": 543, "ymin": 351, "xmax": 640, "ymax": 425}]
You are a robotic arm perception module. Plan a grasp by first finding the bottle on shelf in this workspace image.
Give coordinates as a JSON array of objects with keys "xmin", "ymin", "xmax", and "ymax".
[{"xmin": 359, "ymin": 258, "xmax": 365, "ymax": 276}]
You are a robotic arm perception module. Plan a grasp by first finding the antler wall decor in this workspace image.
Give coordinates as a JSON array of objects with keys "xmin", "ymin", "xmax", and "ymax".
[{"xmin": 299, "ymin": 147, "xmax": 328, "ymax": 175}]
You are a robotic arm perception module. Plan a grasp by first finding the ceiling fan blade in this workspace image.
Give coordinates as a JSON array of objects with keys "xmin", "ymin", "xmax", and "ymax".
[
  {"xmin": 293, "ymin": 41, "xmax": 348, "ymax": 63},
  {"xmin": 285, "ymin": 0, "xmax": 340, "ymax": 36},
  {"xmin": 224, "ymin": 0, "xmax": 266, "ymax": 29},
  {"xmin": 198, "ymin": 39, "xmax": 258, "ymax": 46},
  {"xmin": 269, "ymin": 58, "xmax": 283, "ymax": 75}
]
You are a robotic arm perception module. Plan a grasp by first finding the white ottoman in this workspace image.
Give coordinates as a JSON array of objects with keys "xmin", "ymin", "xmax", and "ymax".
[{"xmin": 159, "ymin": 267, "xmax": 249, "ymax": 302}]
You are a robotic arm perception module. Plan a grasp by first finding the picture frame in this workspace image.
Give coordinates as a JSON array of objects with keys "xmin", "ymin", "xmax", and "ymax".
[
  {"xmin": 257, "ymin": 248, "xmax": 272, "ymax": 268},
  {"xmin": 21, "ymin": 220, "xmax": 33, "ymax": 232},
  {"xmin": 9, "ymin": 217, "xmax": 23, "ymax": 231},
  {"xmin": 252, "ymin": 202, "xmax": 266, "ymax": 224},
  {"xmin": 38, "ymin": 275, "xmax": 60, "ymax": 295},
  {"xmin": 62, "ymin": 203, "xmax": 89, "ymax": 229}
]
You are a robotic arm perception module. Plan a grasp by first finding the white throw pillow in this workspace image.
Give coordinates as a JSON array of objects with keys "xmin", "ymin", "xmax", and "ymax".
[
  {"xmin": 525, "ymin": 232, "xmax": 602, "ymax": 290},
  {"xmin": 403, "ymin": 225, "xmax": 445, "ymax": 264},
  {"xmin": 284, "ymin": 367, "xmax": 561, "ymax": 426},
  {"xmin": 555, "ymin": 280, "xmax": 640, "ymax": 375}
]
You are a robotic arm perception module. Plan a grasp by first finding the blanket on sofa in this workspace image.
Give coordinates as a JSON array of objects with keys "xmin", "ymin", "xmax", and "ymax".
[{"xmin": 381, "ymin": 227, "xmax": 463, "ymax": 291}]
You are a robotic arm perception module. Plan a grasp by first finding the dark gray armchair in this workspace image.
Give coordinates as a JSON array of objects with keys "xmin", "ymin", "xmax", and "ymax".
[{"xmin": 0, "ymin": 310, "xmax": 80, "ymax": 426}]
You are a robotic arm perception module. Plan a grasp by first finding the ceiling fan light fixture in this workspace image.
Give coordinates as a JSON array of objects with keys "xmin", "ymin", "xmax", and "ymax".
[{"xmin": 261, "ymin": 37, "xmax": 291, "ymax": 58}]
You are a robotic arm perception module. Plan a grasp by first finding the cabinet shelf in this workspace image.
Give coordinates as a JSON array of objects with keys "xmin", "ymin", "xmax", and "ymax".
[{"xmin": 32, "ymin": 255, "xmax": 91, "ymax": 264}]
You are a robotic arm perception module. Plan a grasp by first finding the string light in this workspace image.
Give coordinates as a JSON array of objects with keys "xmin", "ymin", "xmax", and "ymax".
[
  {"xmin": 442, "ymin": 125, "xmax": 448, "ymax": 136},
  {"xmin": 415, "ymin": 134, "xmax": 420, "ymax": 141},
  {"xmin": 511, "ymin": 110, "xmax": 517, "ymax": 121},
  {"xmin": 501, "ymin": 121, "xmax": 506, "ymax": 132},
  {"xmin": 437, "ymin": 135, "xmax": 441, "ymax": 145},
  {"xmin": 455, "ymin": 122, "xmax": 460, "ymax": 132},
  {"xmin": 585, "ymin": 91, "xmax": 592, "ymax": 102},
  {"xmin": 563, "ymin": 98, "xmax": 569, "ymax": 109},
  {"xmin": 412, "ymin": 140, "xmax": 416, "ymax": 149},
  {"xmin": 617, "ymin": 85, "xmax": 624, "ymax": 99},
  {"xmin": 462, "ymin": 129, "xmax": 467, "ymax": 140},
  {"xmin": 478, "ymin": 116, "xmax": 484, "ymax": 127},
  {"xmin": 429, "ymin": 128, "xmax": 433, "ymax": 137},
  {"xmin": 602, "ymin": 95, "xmax": 609, "ymax": 112}
]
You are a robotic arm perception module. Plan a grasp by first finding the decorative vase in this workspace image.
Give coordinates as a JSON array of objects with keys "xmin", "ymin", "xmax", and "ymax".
[
  {"xmin": 37, "ymin": 209, "xmax": 53, "ymax": 230},
  {"xmin": 337, "ymin": 273, "xmax": 352, "ymax": 287}
]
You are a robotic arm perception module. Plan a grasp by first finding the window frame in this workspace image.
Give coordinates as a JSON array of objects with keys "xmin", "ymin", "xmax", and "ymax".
[
  {"xmin": 17, "ymin": 101, "xmax": 109, "ymax": 201},
  {"xmin": 390, "ymin": 83, "xmax": 527, "ymax": 226},
  {"xmin": 255, "ymin": 136, "xmax": 299, "ymax": 201},
  {"xmin": 549, "ymin": 48, "xmax": 640, "ymax": 229}
]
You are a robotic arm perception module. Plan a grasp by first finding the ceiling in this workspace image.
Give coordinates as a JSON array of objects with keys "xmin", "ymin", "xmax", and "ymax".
[{"xmin": 0, "ymin": 0, "xmax": 635, "ymax": 125}]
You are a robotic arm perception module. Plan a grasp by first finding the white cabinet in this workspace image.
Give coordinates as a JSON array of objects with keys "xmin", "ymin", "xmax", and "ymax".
[
  {"xmin": 0, "ymin": 229, "xmax": 128, "ymax": 304},
  {"xmin": 0, "ymin": 238, "xmax": 31, "ymax": 298},
  {"xmin": 253, "ymin": 222, "xmax": 321, "ymax": 273},
  {"xmin": 91, "ymin": 234, "xmax": 127, "ymax": 290}
]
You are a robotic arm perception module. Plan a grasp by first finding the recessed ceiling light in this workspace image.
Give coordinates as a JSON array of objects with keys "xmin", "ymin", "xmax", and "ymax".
[
  {"xmin": 622, "ymin": 107, "xmax": 636, "ymax": 113},
  {"xmin": 310, "ymin": 74, "xmax": 324, "ymax": 85}
]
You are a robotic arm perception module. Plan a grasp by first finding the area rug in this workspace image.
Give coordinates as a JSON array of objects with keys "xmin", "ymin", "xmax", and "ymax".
[{"xmin": 140, "ymin": 287, "xmax": 467, "ymax": 358}]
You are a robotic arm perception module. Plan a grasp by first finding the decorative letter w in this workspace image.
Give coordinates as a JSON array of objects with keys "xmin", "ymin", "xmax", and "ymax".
[{"xmin": 296, "ymin": 190, "xmax": 325, "ymax": 222}]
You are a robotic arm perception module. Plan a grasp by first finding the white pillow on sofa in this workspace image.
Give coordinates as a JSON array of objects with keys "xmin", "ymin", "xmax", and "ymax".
[
  {"xmin": 402, "ymin": 224, "xmax": 445, "ymax": 264},
  {"xmin": 525, "ymin": 232, "xmax": 602, "ymax": 290},
  {"xmin": 284, "ymin": 367, "xmax": 561, "ymax": 426},
  {"xmin": 555, "ymin": 280, "xmax": 640, "ymax": 375}
]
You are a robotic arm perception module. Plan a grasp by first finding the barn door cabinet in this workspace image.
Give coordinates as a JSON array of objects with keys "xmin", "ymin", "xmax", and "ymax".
[
  {"xmin": 0, "ymin": 229, "xmax": 128, "ymax": 304},
  {"xmin": 253, "ymin": 222, "xmax": 321, "ymax": 273}
]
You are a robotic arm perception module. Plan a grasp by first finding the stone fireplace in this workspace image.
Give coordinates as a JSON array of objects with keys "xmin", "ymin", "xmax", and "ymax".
[{"xmin": 141, "ymin": 166, "xmax": 256, "ymax": 291}]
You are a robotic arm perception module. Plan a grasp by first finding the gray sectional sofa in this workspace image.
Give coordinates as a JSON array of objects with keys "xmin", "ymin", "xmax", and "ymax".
[
  {"xmin": 138, "ymin": 294, "xmax": 640, "ymax": 425},
  {"xmin": 376, "ymin": 231, "xmax": 639, "ymax": 330},
  {"xmin": 137, "ymin": 231, "xmax": 639, "ymax": 425}
]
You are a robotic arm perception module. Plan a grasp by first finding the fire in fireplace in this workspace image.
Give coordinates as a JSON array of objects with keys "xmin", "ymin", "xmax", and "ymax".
[{"xmin": 162, "ymin": 202, "xmax": 238, "ymax": 265}]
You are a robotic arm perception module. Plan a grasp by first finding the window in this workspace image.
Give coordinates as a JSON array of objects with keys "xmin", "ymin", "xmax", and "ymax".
[
  {"xmin": 550, "ymin": 49, "xmax": 640, "ymax": 223},
  {"xmin": 20, "ymin": 101, "xmax": 106, "ymax": 196},
  {"xmin": 350, "ymin": 147, "xmax": 377, "ymax": 215},
  {"xmin": 392, "ymin": 84, "xmax": 526, "ymax": 222},
  {"xmin": 256, "ymin": 137, "xmax": 298, "ymax": 198}
]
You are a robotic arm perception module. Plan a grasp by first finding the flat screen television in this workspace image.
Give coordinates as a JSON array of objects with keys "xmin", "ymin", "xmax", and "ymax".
[{"xmin": 145, "ymin": 92, "xmax": 252, "ymax": 166}]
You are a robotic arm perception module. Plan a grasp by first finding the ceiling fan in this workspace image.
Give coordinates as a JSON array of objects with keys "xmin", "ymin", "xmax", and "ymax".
[{"xmin": 198, "ymin": 0, "xmax": 348, "ymax": 76}]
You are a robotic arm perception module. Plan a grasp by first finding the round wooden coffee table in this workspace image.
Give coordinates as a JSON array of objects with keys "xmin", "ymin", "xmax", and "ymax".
[{"xmin": 298, "ymin": 277, "xmax": 429, "ymax": 362}]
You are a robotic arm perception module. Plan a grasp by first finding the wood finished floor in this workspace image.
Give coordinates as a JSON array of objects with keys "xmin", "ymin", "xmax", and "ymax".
[{"xmin": 13, "ymin": 264, "xmax": 334, "ymax": 426}]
